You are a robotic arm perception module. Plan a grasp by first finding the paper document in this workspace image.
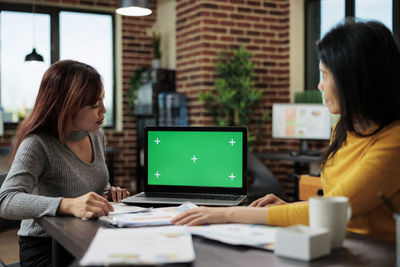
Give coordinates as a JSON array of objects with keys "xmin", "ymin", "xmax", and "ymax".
[
  {"xmin": 188, "ymin": 224, "xmax": 276, "ymax": 250},
  {"xmin": 109, "ymin": 203, "xmax": 150, "ymax": 215},
  {"xmin": 80, "ymin": 226, "xmax": 195, "ymax": 266},
  {"xmin": 99, "ymin": 202, "xmax": 198, "ymax": 227}
]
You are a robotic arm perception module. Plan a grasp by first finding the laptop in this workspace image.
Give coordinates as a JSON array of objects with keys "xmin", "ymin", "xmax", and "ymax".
[{"xmin": 122, "ymin": 126, "xmax": 247, "ymax": 207}]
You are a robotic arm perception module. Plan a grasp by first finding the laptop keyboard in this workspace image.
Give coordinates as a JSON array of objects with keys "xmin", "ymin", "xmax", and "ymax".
[{"xmin": 145, "ymin": 192, "xmax": 242, "ymax": 201}]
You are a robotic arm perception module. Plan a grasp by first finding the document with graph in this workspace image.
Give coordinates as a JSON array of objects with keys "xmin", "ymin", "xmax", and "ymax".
[
  {"xmin": 80, "ymin": 226, "xmax": 195, "ymax": 266},
  {"xmin": 188, "ymin": 223, "xmax": 276, "ymax": 251}
]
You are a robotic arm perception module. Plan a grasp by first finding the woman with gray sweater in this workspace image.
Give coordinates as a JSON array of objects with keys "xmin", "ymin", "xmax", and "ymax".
[{"xmin": 0, "ymin": 60, "xmax": 130, "ymax": 267}]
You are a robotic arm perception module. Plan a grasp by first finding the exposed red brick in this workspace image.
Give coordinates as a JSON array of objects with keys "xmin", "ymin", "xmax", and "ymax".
[
  {"xmin": 202, "ymin": 3, "xmax": 219, "ymax": 9},
  {"xmin": 237, "ymin": 22, "xmax": 251, "ymax": 28},
  {"xmin": 220, "ymin": 21, "xmax": 235, "ymax": 26},
  {"xmin": 220, "ymin": 5, "xmax": 235, "ymax": 11},
  {"xmin": 231, "ymin": 0, "xmax": 245, "ymax": 4},
  {"xmin": 264, "ymin": 2, "xmax": 277, "ymax": 8},
  {"xmin": 230, "ymin": 29, "xmax": 244, "ymax": 35},
  {"xmin": 231, "ymin": 14, "xmax": 245, "ymax": 20},
  {"xmin": 238, "ymin": 7, "xmax": 251, "ymax": 13},
  {"xmin": 247, "ymin": 1, "xmax": 260, "ymax": 6}
]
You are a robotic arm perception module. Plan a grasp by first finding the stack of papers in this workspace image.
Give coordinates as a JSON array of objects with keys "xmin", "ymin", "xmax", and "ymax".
[
  {"xmin": 80, "ymin": 226, "xmax": 195, "ymax": 266},
  {"xmin": 99, "ymin": 202, "xmax": 198, "ymax": 227},
  {"xmin": 188, "ymin": 224, "xmax": 276, "ymax": 251},
  {"xmin": 108, "ymin": 203, "xmax": 150, "ymax": 215}
]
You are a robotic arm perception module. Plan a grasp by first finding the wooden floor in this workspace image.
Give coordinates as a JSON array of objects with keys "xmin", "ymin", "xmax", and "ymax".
[{"xmin": 0, "ymin": 228, "xmax": 19, "ymax": 264}]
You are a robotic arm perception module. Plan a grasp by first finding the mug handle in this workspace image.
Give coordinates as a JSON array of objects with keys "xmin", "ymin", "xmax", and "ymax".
[{"xmin": 347, "ymin": 203, "xmax": 352, "ymax": 222}]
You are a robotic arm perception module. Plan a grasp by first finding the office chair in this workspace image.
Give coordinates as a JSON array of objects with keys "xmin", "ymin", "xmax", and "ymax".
[
  {"xmin": 297, "ymin": 174, "xmax": 323, "ymax": 200},
  {"xmin": 247, "ymin": 151, "xmax": 283, "ymax": 200}
]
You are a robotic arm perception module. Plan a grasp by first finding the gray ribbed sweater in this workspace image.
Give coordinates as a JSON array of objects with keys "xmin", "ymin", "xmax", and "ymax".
[{"xmin": 0, "ymin": 129, "xmax": 110, "ymax": 237}]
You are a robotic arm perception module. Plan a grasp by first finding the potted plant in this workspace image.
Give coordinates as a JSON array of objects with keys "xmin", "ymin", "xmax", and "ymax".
[
  {"xmin": 199, "ymin": 46, "xmax": 269, "ymax": 148},
  {"xmin": 294, "ymin": 90, "xmax": 322, "ymax": 103},
  {"xmin": 147, "ymin": 24, "xmax": 161, "ymax": 69},
  {"xmin": 128, "ymin": 66, "xmax": 149, "ymax": 110},
  {"xmin": 151, "ymin": 32, "xmax": 161, "ymax": 63}
]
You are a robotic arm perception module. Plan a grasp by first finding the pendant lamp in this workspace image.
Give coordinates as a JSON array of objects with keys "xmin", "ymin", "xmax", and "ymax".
[
  {"xmin": 25, "ymin": 3, "xmax": 44, "ymax": 62},
  {"xmin": 25, "ymin": 48, "xmax": 44, "ymax": 62},
  {"xmin": 116, "ymin": 0, "xmax": 152, "ymax": 16}
]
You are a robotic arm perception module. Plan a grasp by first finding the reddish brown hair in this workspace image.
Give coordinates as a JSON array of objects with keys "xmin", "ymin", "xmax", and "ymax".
[{"xmin": 10, "ymin": 60, "xmax": 102, "ymax": 164}]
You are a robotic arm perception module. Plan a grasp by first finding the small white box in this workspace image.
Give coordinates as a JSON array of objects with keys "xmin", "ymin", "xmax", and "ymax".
[{"xmin": 274, "ymin": 225, "xmax": 330, "ymax": 261}]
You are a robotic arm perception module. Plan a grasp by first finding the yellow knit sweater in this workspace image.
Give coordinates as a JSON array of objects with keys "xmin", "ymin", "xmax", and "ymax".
[{"xmin": 267, "ymin": 121, "xmax": 400, "ymax": 242}]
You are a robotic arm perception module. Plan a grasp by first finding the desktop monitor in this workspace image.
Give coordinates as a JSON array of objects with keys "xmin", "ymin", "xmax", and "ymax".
[{"xmin": 272, "ymin": 103, "xmax": 332, "ymax": 155}]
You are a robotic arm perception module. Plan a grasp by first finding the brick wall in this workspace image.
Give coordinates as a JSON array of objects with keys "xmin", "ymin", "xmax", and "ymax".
[
  {"xmin": 109, "ymin": 0, "xmax": 157, "ymax": 191},
  {"xmin": 176, "ymin": 0, "xmax": 290, "ymax": 125},
  {"xmin": 0, "ymin": 0, "xmax": 158, "ymax": 192},
  {"xmin": 175, "ymin": 0, "xmax": 327, "ymax": 199}
]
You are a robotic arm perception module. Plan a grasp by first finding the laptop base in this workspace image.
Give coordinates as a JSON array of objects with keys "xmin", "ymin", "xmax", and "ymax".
[{"xmin": 122, "ymin": 192, "xmax": 247, "ymax": 207}]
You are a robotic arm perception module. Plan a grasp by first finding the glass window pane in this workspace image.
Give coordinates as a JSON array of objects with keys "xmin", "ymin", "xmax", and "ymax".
[
  {"xmin": 355, "ymin": 0, "xmax": 392, "ymax": 31},
  {"xmin": 319, "ymin": 0, "xmax": 345, "ymax": 85},
  {"xmin": 321, "ymin": 0, "xmax": 345, "ymax": 38},
  {"xmin": 60, "ymin": 11, "xmax": 114, "ymax": 127},
  {"xmin": 0, "ymin": 11, "xmax": 50, "ymax": 122}
]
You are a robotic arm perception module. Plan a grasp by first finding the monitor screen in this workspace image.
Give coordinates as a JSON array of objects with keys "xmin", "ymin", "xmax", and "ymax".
[
  {"xmin": 146, "ymin": 128, "xmax": 246, "ymax": 188},
  {"xmin": 272, "ymin": 104, "xmax": 331, "ymax": 140}
]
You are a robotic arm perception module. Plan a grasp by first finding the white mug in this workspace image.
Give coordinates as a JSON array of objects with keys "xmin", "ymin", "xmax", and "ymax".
[
  {"xmin": 309, "ymin": 196, "xmax": 352, "ymax": 248},
  {"xmin": 395, "ymin": 213, "xmax": 400, "ymax": 266}
]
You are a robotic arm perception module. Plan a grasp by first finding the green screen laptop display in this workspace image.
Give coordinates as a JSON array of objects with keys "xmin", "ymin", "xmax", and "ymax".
[{"xmin": 147, "ymin": 130, "xmax": 244, "ymax": 188}]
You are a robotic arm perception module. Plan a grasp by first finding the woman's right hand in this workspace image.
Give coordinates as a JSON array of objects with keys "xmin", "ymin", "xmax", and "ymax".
[
  {"xmin": 249, "ymin": 194, "xmax": 287, "ymax": 207},
  {"xmin": 57, "ymin": 192, "xmax": 114, "ymax": 218}
]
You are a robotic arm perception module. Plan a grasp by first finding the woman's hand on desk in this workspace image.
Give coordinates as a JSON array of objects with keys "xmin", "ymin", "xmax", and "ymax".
[
  {"xmin": 171, "ymin": 206, "xmax": 269, "ymax": 226},
  {"xmin": 249, "ymin": 194, "xmax": 287, "ymax": 207},
  {"xmin": 106, "ymin": 186, "xmax": 131, "ymax": 202},
  {"xmin": 57, "ymin": 192, "xmax": 114, "ymax": 218},
  {"xmin": 172, "ymin": 207, "xmax": 229, "ymax": 226}
]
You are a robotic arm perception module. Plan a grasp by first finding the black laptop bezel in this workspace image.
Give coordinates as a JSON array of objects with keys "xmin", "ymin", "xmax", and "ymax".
[{"xmin": 144, "ymin": 126, "xmax": 247, "ymax": 195}]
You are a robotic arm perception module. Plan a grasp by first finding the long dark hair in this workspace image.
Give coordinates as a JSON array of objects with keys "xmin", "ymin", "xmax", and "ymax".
[
  {"xmin": 317, "ymin": 20, "xmax": 400, "ymax": 166},
  {"xmin": 10, "ymin": 60, "xmax": 102, "ymax": 164}
]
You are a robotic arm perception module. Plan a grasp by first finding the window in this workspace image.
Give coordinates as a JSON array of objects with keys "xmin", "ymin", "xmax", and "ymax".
[
  {"xmin": 60, "ymin": 12, "xmax": 114, "ymax": 127},
  {"xmin": 320, "ymin": 0, "xmax": 345, "ymax": 38},
  {"xmin": 0, "ymin": 11, "xmax": 50, "ymax": 122},
  {"xmin": 355, "ymin": 0, "xmax": 392, "ymax": 31},
  {"xmin": 0, "ymin": 3, "xmax": 115, "ymax": 127},
  {"xmin": 305, "ymin": 0, "xmax": 399, "ymax": 92}
]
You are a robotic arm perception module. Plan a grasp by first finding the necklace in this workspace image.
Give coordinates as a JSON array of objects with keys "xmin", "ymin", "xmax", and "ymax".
[{"xmin": 66, "ymin": 131, "xmax": 88, "ymax": 141}]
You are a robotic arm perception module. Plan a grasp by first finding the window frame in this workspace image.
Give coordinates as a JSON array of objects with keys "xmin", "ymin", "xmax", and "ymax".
[
  {"xmin": 304, "ymin": 0, "xmax": 400, "ymax": 92},
  {"xmin": 0, "ymin": 2, "xmax": 116, "ymax": 129}
]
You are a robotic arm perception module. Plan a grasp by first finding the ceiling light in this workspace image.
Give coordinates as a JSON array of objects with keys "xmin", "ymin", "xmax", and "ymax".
[
  {"xmin": 25, "ymin": 3, "xmax": 44, "ymax": 62},
  {"xmin": 116, "ymin": 0, "xmax": 152, "ymax": 16},
  {"xmin": 25, "ymin": 48, "xmax": 44, "ymax": 62}
]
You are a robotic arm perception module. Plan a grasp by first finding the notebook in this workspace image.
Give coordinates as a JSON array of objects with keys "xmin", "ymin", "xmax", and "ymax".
[{"xmin": 122, "ymin": 126, "xmax": 247, "ymax": 207}]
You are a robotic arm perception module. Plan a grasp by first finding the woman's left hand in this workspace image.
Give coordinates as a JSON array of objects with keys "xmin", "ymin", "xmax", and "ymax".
[
  {"xmin": 249, "ymin": 194, "xmax": 286, "ymax": 207},
  {"xmin": 171, "ymin": 206, "xmax": 229, "ymax": 226},
  {"xmin": 107, "ymin": 186, "xmax": 131, "ymax": 202}
]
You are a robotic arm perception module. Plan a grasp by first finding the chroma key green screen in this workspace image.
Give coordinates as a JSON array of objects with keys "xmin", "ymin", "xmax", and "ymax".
[{"xmin": 147, "ymin": 131, "xmax": 243, "ymax": 188}]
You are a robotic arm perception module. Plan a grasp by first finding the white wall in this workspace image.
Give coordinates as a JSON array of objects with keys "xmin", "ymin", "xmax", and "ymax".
[
  {"xmin": 157, "ymin": 0, "xmax": 176, "ymax": 70},
  {"xmin": 290, "ymin": 0, "xmax": 305, "ymax": 102}
]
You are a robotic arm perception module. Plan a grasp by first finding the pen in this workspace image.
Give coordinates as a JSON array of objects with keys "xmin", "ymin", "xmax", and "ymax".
[{"xmin": 378, "ymin": 192, "xmax": 399, "ymax": 214}]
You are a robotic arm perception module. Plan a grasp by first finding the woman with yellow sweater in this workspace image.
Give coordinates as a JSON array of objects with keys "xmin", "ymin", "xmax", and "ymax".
[{"xmin": 172, "ymin": 20, "xmax": 400, "ymax": 242}]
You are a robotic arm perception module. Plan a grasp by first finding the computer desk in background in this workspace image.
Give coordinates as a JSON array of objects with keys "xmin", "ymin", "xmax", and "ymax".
[
  {"xmin": 253, "ymin": 151, "xmax": 321, "ymax": 174},
  {"xmin": 36, "ymin": 216, "xmax": 395, "ymax": 267}
]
